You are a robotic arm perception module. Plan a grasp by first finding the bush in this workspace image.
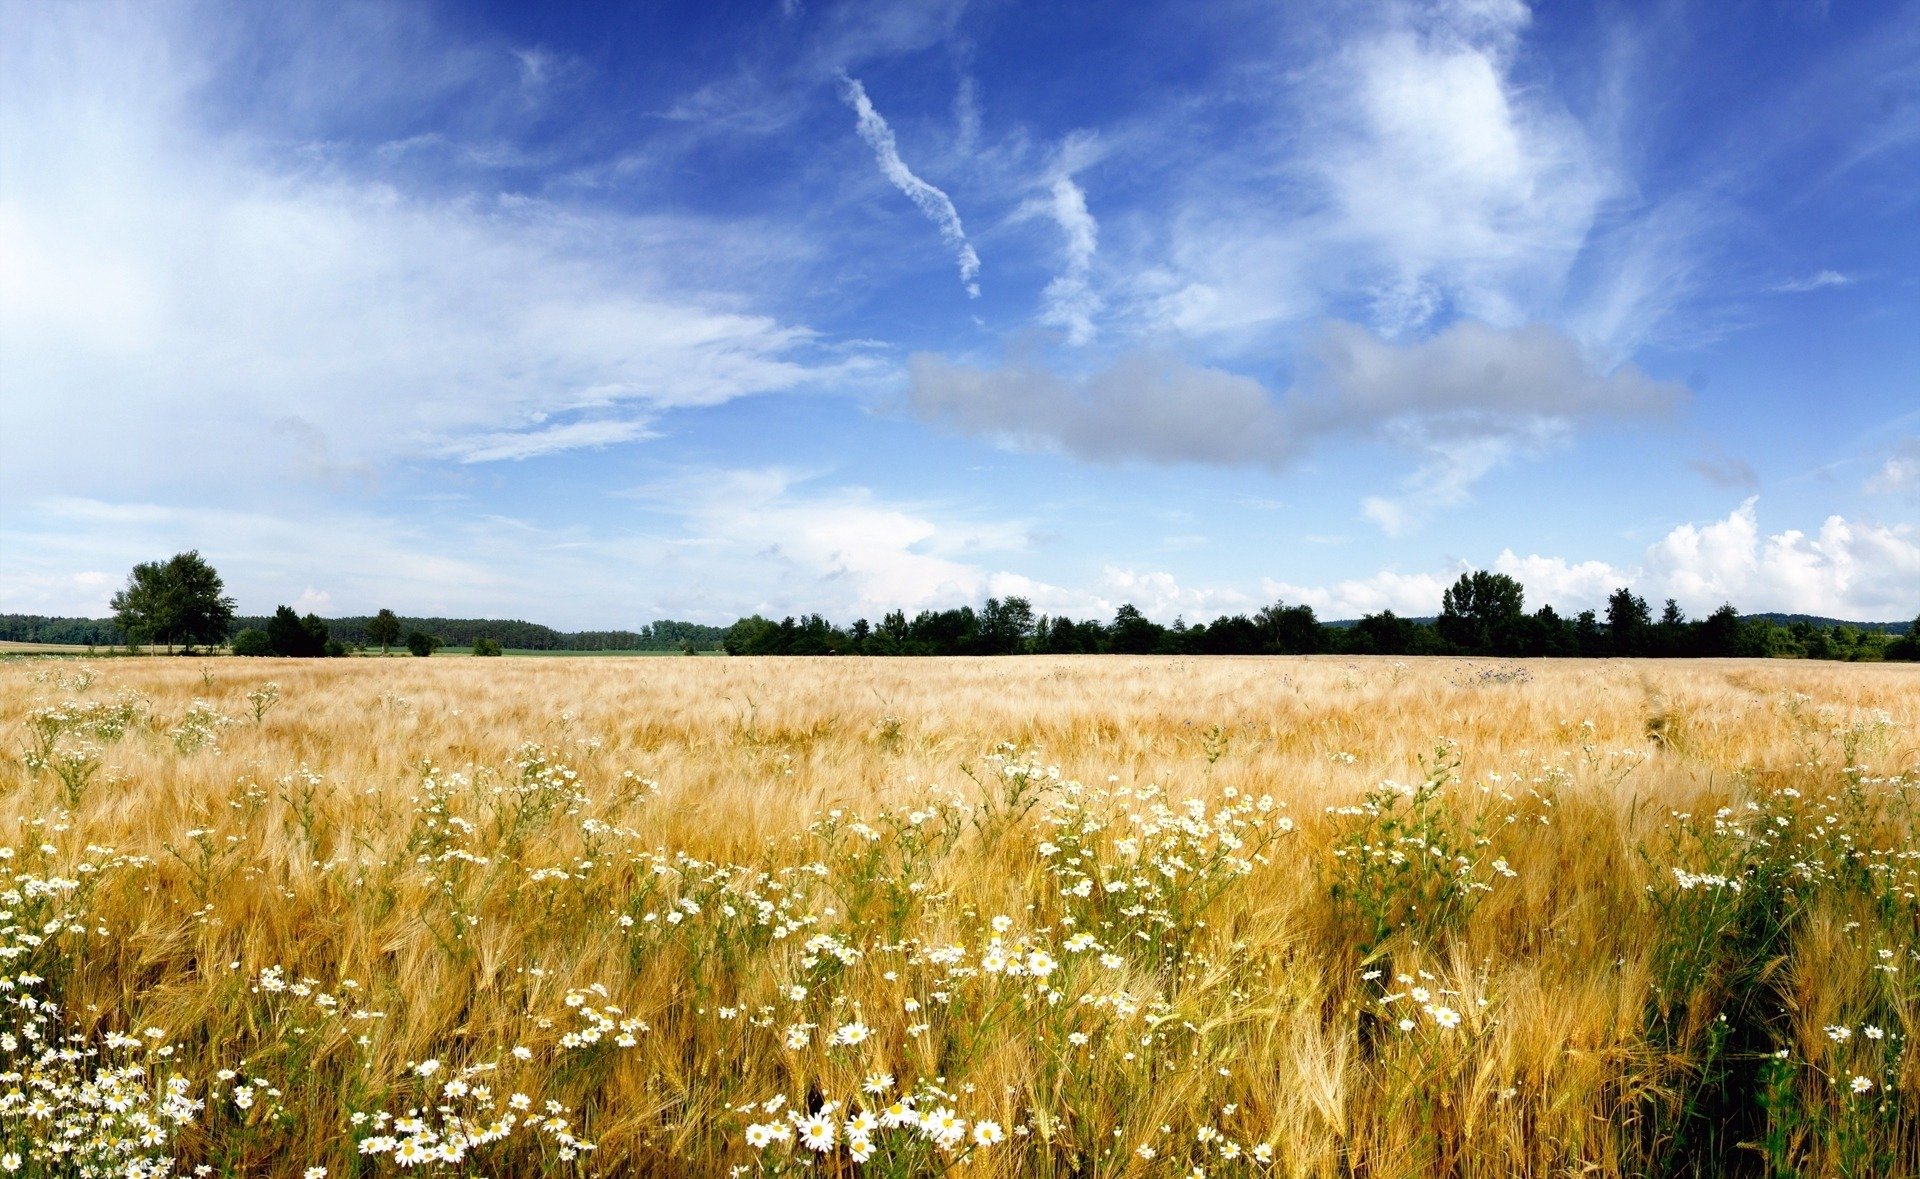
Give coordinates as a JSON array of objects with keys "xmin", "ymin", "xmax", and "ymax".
[
  {"xmin": 230, "ymin": 628, "xmax": 272, "ymax": 657},
  {"xmin": 472, "ymin": 636, "xmax": 503, "ymax": 657},
  {"xmin": 406, "ymin": 630, "xmax": 439, "ymax": 657}
]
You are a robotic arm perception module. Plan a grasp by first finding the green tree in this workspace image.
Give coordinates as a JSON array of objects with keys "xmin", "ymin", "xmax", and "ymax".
[
  {"xmin": 1256, "ymin": 602, "xmax": 1325, "ymax": 654},
  {"xmin": 1887, "ymin": 616, "xmax": 1920, "ymax": 661},
  {"xmin": 976, "ymin": 596, "xmax": 1036, "ymax": 655},
  {"xmin": 267, "ymin": 606, "xmax": 324, "ymax": 657},
  {"xmin": 1437, "ymin": 571, "xmax": 1526, "ymax": 654},
  {"xmin": 472, "ymin": 636, "xmax": 503, "ymax": 657},
  {"xmin": 1606, "ymin": 588, "xmax": 1653, "ymax": 656},
  {"xmin": 230, "ymin": 628, "xmax": 272, "ymax": 656},
  {"xmin": 406, "ymin": 630, "xmax": 441, "ymax": 657},
  {"xmin": 367, "ymin": 608, "xmax": 402, "ymax": 654},
  {"xmin": 110, "ymin": 551, "xmax": 235, "ymax": 654},
  {"xmin": 1107, "ymin": 604, "xmax": 1165, "ymax": 654}
]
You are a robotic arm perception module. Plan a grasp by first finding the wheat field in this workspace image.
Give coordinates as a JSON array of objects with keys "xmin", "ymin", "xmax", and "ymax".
[{"xmin": 2, "ymin": 653, "xmax": 1917, "ymax": 1177}]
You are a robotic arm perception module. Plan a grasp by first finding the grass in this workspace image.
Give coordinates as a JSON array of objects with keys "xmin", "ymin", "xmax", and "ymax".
[{"xmin": 1, "ymin": 654, "xmax": 1916, "ymax": 1177}]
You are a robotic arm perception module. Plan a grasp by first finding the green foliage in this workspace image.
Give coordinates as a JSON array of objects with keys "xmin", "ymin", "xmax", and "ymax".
[
  {"xmin": 1438, "ymin": 571, "xmax": 1527, "ymax": 654},
  {"xmin": 472, "ymin": 636, "xmax": 503, "ymax": 657},
  {"xmin": 230, "ymin": 628, "xmax": 272, "ymax": 657},
  {"xmin": 1325, "ymin": 743, "xmax": 1492, "ymax": 956},
  {"xmin": 406, "ymin": 630, "xmax": 441, "ymax": 657},
  {"xmin": 366, "ymin": 608, "xmax": 402, "ymax": 653},
  {"xmin": 265, "ymin": 606, "xmax": 335, "ymax": 657},
  {"xmin": 109, "ymin": 550, "xmax": 235, "ymax": 653}
]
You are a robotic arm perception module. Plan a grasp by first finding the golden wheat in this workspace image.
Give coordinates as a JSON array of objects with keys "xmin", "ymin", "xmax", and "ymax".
[{"xmin": 1, "ymin": 653, "xmax": 1915, "ymax": 1177}]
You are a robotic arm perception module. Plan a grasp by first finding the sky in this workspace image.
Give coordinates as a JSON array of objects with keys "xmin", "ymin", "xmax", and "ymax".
[{"xmin": 3, "ymin": 0, "xmax": 1919, "ymax": 628}]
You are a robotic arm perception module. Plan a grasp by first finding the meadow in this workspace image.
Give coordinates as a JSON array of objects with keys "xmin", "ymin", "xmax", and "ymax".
[{"xmin": 1, "ymin": 653, "xmax": 1916, "ymax": 1177}]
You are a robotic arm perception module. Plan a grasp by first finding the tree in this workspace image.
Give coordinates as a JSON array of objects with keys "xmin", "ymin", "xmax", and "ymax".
[
  {"xmin": 472, "ymin": 636, "xmax": 503, "ymax": 656},
  {"xmin": 406, "ymin": 630, "xmax": 441, "ymax": 657},
  {"xmin": 976, "ymin": 596, "xmax": 1036, "ymax": 655},
  {"xmin": 231, "ymin": 628, "xmax": 272, "ymax": 656},
  {"xmin": 1887, "ymin": 616, "xmax": 1920, "ymax": 662},
  {"xmin": 1606, "ymin": 588, "xmax": 1652, "ymax": 656},
  {"xmin": 267, "ymin": 606, "xmax": 324, "ymax": 657},
  {"xmin": 1107, "ymin": 604, "xmax": 1164, "ymax": 654},
  {"xmin": 367, "ymin": 608, "xmax": 402, "ymax": 655},
  {"xmin": 1256, "ymin": 602, "xmax": 1325, "ymax": 654},
  {"xmin": 1351, "ymin": 610, "xmax": 1416, "ymax": 655},
  {"xmin": 1438, "ymin": 571, "xmax": 1526, "ymax": 654},
  {"xmin": 110, "ymin": 551, "xmax": 235, "ymax": 654}
]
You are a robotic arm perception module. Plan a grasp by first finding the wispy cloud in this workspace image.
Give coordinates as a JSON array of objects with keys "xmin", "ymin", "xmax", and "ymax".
[
  {"xmin": 838, "ymin": 73, "xmax": 982, "ymax": 296},
  {"xmin": 1864, "ymin": 437, "xmax": 1920, "ymax": 494},
  {"xmin": 1148, "ymin": 0, "xmax": 1613, "ymax": 345},
  {"xmin": 1770, "ymin": 268, "xmax": 1854, "ymax": 292},
  {"xmin": 452, "ymin": 418, "xmax": 659, "ymax": 463},
  {"xmin": 1029, "ymin": 163, "xmax": 1101, "ymax": 345},
  {"xmin": 0, "ymin": 4, "xmax": 846, "ymax": 503}
]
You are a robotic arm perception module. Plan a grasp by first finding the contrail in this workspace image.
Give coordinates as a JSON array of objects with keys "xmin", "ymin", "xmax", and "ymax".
[{"xmin": 839, "ymin": 73, "xmax": 981, "ymax": 297}]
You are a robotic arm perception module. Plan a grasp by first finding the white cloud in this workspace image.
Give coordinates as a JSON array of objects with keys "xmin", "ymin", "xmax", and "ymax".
[
  {"xmin": 1864, "ymin": 437, "xmax": 1920, "ymax": 494},
  {"xmin": 1099, "ymin": 567, "xmax": 1258, "ymax": 621},
  {"xmin": 1488, "ymin": 551, "xmax": 1626, "ymax": 610},
  {"xmin": 1260, "ymin": 569, "xmax": 1463, "ymax": 619},
  {"xmin": 623, "ymin": 468, "xmax": 1043, "ymax": 619},
  {"xmin": 1770, "ymin": 269, "xmax": 1854, "ymax": 293},
  {"xmin": 452, "ymin": 418, "xmax": 659, "ymax": 464},
  {"xmin": 1641, "ymin": 498, "xmax": 1920, "ymax": 619},
  {"xmin": 1025, "ymin": 154, "xmax": 1103, "ymax": 345},
  {"xmin": 839, "ymin": 73, "xmax": 982, "ymax": 297},
  {"xmin": 292, "ymin": 588, "xmax": 334, "ymax": 614},
  {"xmin": 1153, "ymin": 0, "xmax": 1611, "ymax": 342},
  {"xmin": 1255, "ymin": 502, "xmax": 1920, "ymax": 622},
  {"xmin": 0, "ymin": 5, "xmax": 846, "ymax": 501},
  {"xmin": 1, "ymin": 478, "xmax": 1044, "ymax": 627}
]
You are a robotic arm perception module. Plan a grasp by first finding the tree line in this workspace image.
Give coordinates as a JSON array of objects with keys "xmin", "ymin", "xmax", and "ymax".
[
  {"xmin": 724, "ymin": 571, "xmax": 1920, "ymax": 661},
  {"xmin": 7, "ymin": 554, "xmax": 1914, "ymax": 662},
  {"xmin": 2, "ymin": 553, "xmax": 727, "ymax": 654}
]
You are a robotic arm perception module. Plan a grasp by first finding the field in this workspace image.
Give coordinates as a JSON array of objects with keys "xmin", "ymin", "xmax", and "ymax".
[{"xmin": 1, "ymin": 654, "xmax": 1916, "ymax": 1177}]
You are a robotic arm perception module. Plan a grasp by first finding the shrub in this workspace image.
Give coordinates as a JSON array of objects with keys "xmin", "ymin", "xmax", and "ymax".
[
  {"xmin": 230, "ymin": 628, "xmax": 272, "ymax": 657},
  {"xmin": 406, "ymin": 630, "xmax": 439, "ymax": 657},
  {"xmin": 472, "ymin": 636, "xmax": 503, "ymax": 657}
]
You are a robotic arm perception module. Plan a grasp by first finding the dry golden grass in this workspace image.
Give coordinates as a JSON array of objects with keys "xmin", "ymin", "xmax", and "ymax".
[{"xmin": 1, "ymin": 653, "xmax": 1916, "ymax": 1177}]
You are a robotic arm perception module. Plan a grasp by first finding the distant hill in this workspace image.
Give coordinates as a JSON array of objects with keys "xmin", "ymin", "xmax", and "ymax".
[
  {"xmin": 0, "ymin": 613, "xmax": 727, "ymax": 651},
  {"xmin": 1740, "ymin": 613, "xmax": 1910, "ymax": 634}
]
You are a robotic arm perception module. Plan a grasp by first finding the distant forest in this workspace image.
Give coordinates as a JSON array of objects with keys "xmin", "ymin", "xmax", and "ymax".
[
  {"xmin": 721, "ymin": 574, "xmax": 1920, "ymax": 662},
  {"xmin": 0, "ymin": 613, "xmax": 727, "ymax": 652}
]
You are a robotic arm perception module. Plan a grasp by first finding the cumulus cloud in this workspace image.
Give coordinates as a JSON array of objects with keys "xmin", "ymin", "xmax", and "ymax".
[
  {"xmin": 909, "ymin": 317, "xmax": 1683, "ymax": 525},
  {"xmin": 1261, "ymin": 501, "xmax": 1920, "ymax": 622},
  {"xmin": 1260, "ymin": 569, "xmax": 1464, "ymax": 620},
  {"xmin": 1642, "ymin": 498, "xmax": 1920, "ymax": 619},
  {"xmin": 0, "ymin": 5, "xmax": 847, "ymax": 502},
  {"xmin": 839, "ymin": 73, "xmax": 982, "ymax": 296}
]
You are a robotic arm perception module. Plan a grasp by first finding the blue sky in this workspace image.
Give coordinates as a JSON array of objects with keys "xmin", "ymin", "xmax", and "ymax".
[{"xmin": 3, "ymin": 0, "xmax": 1918, "ymax": 627}]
